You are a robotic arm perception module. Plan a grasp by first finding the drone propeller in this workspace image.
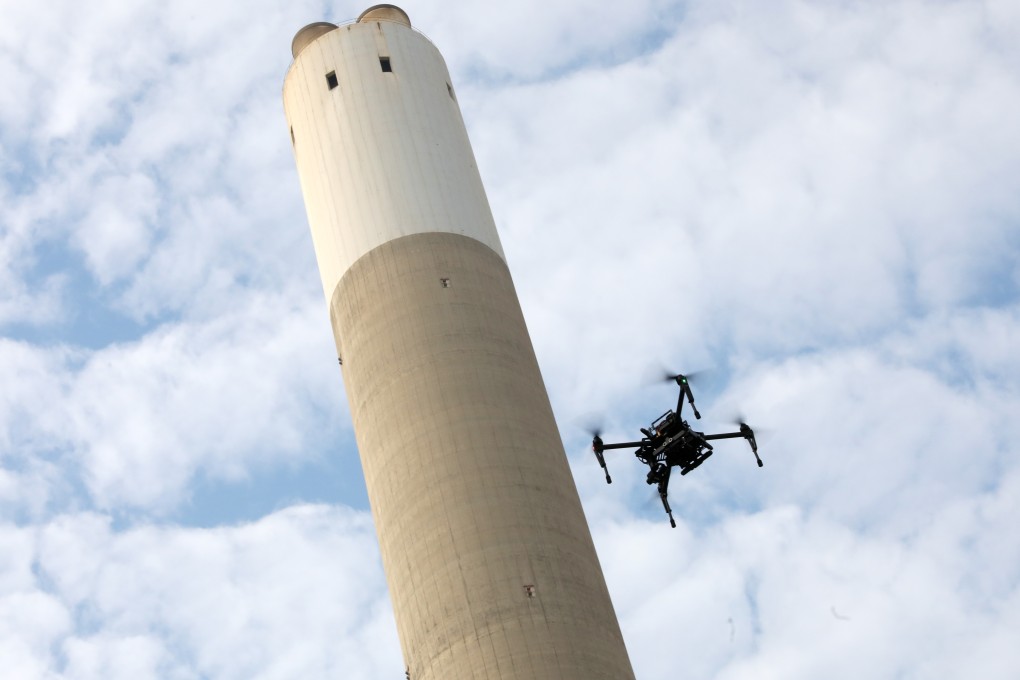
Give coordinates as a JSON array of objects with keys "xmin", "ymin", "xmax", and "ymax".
[
  {"xmin": 657, "ymin": 368, "xmax": 708, "ymax": 385},
  {"xmin": 582, "ymin": 421, "xmax": 604, "ymax": 443},
  {"xmin": 729, "ymin": 412, "xmax": 773, "ymax": 437}
]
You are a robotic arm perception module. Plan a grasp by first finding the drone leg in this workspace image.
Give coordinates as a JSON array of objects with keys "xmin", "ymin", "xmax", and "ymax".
[
  {"xmin": 658, "ymin": 467, "xmax": 676, "ymax": 528},
  {"xmin": 677, "ymin": 378, "xmax": 701, "ymax": 420},
  {"xmin": 739, "ymin": 424, "xmax": 763, "ymax": 467},
  {"xmin": 660, "ymin": 489, "xmax": 676, "ymax": 528},
  {"xmin": 595, "ymin": 452, "xmax": 612, "ymax": 484},
  {"xmin": 593, "ymin": 437, "xmax": 613, "ymax": 484}
]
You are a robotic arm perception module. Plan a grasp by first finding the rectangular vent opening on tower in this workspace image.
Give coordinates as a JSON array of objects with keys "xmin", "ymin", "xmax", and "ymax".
[
  {"xmin": 380, "ymin": 57, "xmax": 392, "ymax": 72},
  {"xmin": 325, "ymin": 71, "xmax": 338, "ymax": 90}
]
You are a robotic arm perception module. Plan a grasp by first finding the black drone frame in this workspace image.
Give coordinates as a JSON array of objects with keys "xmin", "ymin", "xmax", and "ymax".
[{"xmin": 592, "ymin": 375, "xmax": 762, "ymax": 528}]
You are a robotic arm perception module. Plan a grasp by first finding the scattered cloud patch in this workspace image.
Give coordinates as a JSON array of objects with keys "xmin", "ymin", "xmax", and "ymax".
[{"xmin": 0, "ymin": 506, "xmax": 401, "ymax": 679}]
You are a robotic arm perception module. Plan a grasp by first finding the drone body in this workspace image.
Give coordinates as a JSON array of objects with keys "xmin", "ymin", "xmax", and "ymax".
[{"xmin": 592, "ymin": 374, "xmax": 762, "ymax": 527}]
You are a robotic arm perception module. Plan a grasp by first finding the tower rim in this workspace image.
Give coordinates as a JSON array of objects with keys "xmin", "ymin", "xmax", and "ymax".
[
  {"xmin": 357, "ymin": 4, "xmax": 411, "ymax": 27},
  {"xmin": 290, "ymin": 21, "xmax": 339, "ymax": 59}
]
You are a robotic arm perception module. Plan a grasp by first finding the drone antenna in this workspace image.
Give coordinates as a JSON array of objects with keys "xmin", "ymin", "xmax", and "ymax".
[{"xmin": 675, "ymin": 374, "xmax": 701, "ymax": 419}]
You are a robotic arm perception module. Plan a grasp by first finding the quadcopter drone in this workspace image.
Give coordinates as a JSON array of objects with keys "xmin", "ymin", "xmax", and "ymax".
[{"xmin": 591, "ymin": 373, "xmax": 762, "ymax": 528}]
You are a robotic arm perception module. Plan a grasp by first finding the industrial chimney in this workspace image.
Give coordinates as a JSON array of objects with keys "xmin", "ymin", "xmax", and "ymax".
[{"xmin": 283, "ymin": 6, "xmax": 635, "ymax": 678}]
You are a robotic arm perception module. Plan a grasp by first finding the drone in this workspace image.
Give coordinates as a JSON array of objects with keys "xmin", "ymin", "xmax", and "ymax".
[{"xmin": 591, "ymin": 373, "xmax": 762, "ymax": 528}]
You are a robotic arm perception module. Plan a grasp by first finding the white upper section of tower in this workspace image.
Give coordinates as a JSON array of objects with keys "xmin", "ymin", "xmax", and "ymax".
[{"xmin": 283, "ymin": 10, "xmax": 505, "ymax": 301}]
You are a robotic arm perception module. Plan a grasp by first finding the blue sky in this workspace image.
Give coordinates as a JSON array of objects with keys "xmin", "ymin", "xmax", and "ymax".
[{"xmin": 2, "ymin": 0, "xmax": 1019, "ymax": 677}]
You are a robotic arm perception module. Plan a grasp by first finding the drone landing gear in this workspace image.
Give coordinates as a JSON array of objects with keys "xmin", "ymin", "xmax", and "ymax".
[
  {"xmin": 657, "ymin": 467, "xmax": 676, "ymax": 528},
  {"xmin": 741, "ymin": 423, "xmax": 763, "ymax": 468},
  {"xmin": 592, "ymin": 435, "xmax": 612, "ymax": 484}
]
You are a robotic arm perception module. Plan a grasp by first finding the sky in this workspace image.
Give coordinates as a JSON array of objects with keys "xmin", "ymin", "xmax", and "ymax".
[{"xmin": 1, "ymin": 0, "xmax": 1019, "ymax": 677}]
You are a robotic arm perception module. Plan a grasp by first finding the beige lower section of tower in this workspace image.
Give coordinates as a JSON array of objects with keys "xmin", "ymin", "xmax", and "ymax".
[{"xmin": 330, "ymin": 233, "xmax": 635, "ymax": 679}]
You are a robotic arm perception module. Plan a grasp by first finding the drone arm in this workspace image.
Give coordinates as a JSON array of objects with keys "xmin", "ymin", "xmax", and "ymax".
[
  {"xmin": 593, "ymin": 451, "xmax": 611, "ymax": 484},
  {"xmin": 703, "ymin": 427, "xmax": 763, "ymax": 467},
  {"xmin": 600, "ymin": 441, "xmax": 645, "ymax": 451},
  {"xmin": 592, "ymin": 437, "xmax": 644, "ymax": 484},
  {"xmin": 657, "ymin": 466, "xmax": 676, "ymax": 528},
  {"xmin": 591, "ymin": 436, "xmax": 611, "ymax": 484},
  {"xmin": 701, "ymin": 432, "xmax": 744, "ymax": 441},
  {"xmin": 675, "ymin": 376, "xmax": 701, "ymax": 419}
]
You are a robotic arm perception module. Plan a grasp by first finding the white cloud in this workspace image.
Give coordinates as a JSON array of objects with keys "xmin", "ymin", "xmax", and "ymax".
[
  {"xmin": 0, "ymin": 183, "xmax": 67, "ymax": 327},
  {"xmin": 0, "ymin": 0, "xmax": 327, "ymax": 325},
  {"xmin": 65, "ymin": 295, "xmax": 345, "ymax": 511},
  {"xmin": 594, "ymin": 488, "xmax": 1020, "ymax": 679},
  {"xmin": 467, "ymin": 0, "xmax": 1020, "ymax": 394},
  {"xmin": 416, "ymin": 0, "xmax": 683, "ymax": 81},
  {"xmin": 0, "ymin": 293, "xmax": 344, "ymax": 514},
  {"xmin": 0, "ymin": 590, "xmax": 72, "ymax": 680},
  {"xmin": 62, "ymin": 634, "xmax": 189, "ymax": 680},
  {"xmin": 75, "ymin": 172, "xmax": 158, "ymax": 285},
  {"xmin": 0, "ymin": 339, "xmax": 72, "ymax": 454},
  {"xmin": 0, "ymin": 505, "xmax": 402, "ymax": 680}
]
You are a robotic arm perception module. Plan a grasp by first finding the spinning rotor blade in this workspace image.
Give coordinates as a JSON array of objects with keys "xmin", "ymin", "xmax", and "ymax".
[
  {"xmin": 730, "ymin": 410, "xmax": 750, "ymax": 427},
  {"xmin": 727, "ymin": 412, "xmax": 774, "ymax": 440},
  {"xmin": 576, "ymin": 412, "xmax": 606, "ymax": 439},
  {"xmin": 640, "ymin": 361, "xmax": 709, "ymax": 386},
  {"xmin": 656, "ymin": 368, "xmax": 708, "ymax": 385}
]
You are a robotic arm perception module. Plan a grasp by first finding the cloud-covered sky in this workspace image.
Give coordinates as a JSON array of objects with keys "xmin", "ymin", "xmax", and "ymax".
[{"xmin": 2, "ymin": 0, "xmax": 1018, "ymax": 677}]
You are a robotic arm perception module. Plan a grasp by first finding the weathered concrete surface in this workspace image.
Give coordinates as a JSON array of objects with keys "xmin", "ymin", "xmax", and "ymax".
[{"xmin": 331, "ymin": 233, "xmax": 633, "ymax": 679}]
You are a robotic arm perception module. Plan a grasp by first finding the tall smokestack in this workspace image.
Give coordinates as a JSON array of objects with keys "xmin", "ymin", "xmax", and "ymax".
[{"xmin": 283, "ymin": 6, "xmax": 635, "ymax": 678}]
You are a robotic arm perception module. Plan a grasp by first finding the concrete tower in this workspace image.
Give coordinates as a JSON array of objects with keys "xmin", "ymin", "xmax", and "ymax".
[{"xmin": 283, "ymin": 6, "xmax": 635, "ymax": 678}]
